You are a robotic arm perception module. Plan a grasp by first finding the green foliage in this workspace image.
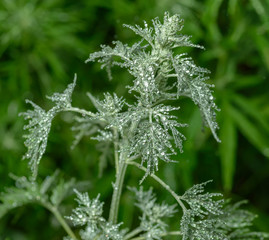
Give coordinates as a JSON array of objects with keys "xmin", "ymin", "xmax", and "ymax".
[
  {"xmin": 1, "ymin": 4, "xmax": 269, "ymax": 240},
  {"xmin": 180, "ymin": 181, "xmax": 225, "ymax": 240},
  {"xmin": 0, "ymin": 0, "xmax": 85, "ymax": 87},
  {"xmin": 180, "ymin": 182, "xmax": 269, "ymax": 240},
  {"xmin": 87, "ymin": 12, "xmax": 219, "ymax": 180},
  {"xmin": 0, "ymin": 170, "xmax": 76, "ymax": 218},
  {"xmin": 218, "ymin": 201, "xmax": 269, "ymax": 240},
  {"xmin": 67, "ymin": 190, "xmax": 125, "ymax": 240},
  {"xmin": 129, "ymin": 186, "xmax": 177, "ymax": 240},
  {"xmin": 20, "ymin": 76, "xmax": 77, "ymax": 180}
]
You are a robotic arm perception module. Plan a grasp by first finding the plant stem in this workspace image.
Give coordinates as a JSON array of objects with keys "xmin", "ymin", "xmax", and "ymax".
[
  {"xmin": 127, "ymin": 161, "xmax": 187, "ymax": 213},
  {"xmin": 64, "ymin": 106, "xmax": 95, "ymax": 117},
  {"xmin": 113, "ymin": 128, "xmax": 119, "ymax": 174},
  {"xmin": 124, "ymin": 227, "xmax": 143, "ymax": 240},
  {"xmin": 109, "ymin": 157, "xmax": 128, "ymax": 224},
  {"xmin": 43, "ymin": 202, "xmax": 78, "ymax": 240}
]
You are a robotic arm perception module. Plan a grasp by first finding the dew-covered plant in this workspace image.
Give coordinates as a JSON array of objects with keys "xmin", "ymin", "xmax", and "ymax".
[{"xmin": 1, "ymin": 12, "xmax": 268, "ymax": 240}]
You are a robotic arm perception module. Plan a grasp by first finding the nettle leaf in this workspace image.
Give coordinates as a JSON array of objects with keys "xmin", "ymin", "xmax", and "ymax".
[
  {"xmin": 86, "ymin": 40, "xmax": 143, "ymax": 80},
  {"xmin": 171, "ymin": 54, "xmax": 220, "ymax": 142},
  {"xmin": 180, "ymin": 181, "xmax": 225, "ymax": 240},
  {"xmin": 129, "ymin": 186, "xmax": 176, "ymax": 240},
  {"xmin": 152, "ymin": 12, "xmax": 201, "ymax": 49},
  {"xmin": 129, "ymin": 104, "xmax": 187, "ymax": 179},
  {"xmin": 71, "ymin": 116, "xmax": 99, "ymax": 149},
  {"xmin": 66, "ymin": 190, "xmax": 104, "ymax": 227},
  {"xmin": 46, "ymin": 74, "xmax": 77, "ymax": 108},
  {"xmin": 127, "ymin": 57, "xmax": 160, "ymax": 105},
  {"xmin": 20, "ymin": 100, "xmax": 55, "ymax": 180},
  {"xmin": 181, "ymin": 180, "xmax": 224, "ymax": 217},
  {"xmin": 40, "ymin": 169, "xmax": 60, "ymax": 194},
  {"xmin": 20, "ymin": 75, "xmax": 77, "ymax": 180},
  {"xmin": 180, "ymin": 182, "xmax": 269, "ymax": 240},
  {"xmin": 50, "ymin": 178, "xmax": 76, "ymax": 207},
  {"xmin": 130, "ymin": 121, "xmax": 175, "ymax": 179},
  {"xmin": 124, "ymin": 21, "xmax": 154, "ymax": 46},
  {"xmin": 152, "ymin": 104, "xmax": 187, "ymax": 150},
  {"xmin": 79, "ymin": 222, "xmax": 125, "ymax": 240},
  {"xmin": 67, "ymin": 190, "xmax": 125, "ymax": 240},
  {"xmin": 88, "ymin": 92, "xmax": 127, "ymax": 133},
  {"xmin": 181, "ymin": 210, "xmax": 225, "ymax": 240},
  {"xmin": 228, "ymin": 228, "xmax": 269, "ymax": 240},
  {"xmin": 217, "ymin": 201, "xmax": 269, "ymax": 240},
  {"xmin": 0, "ymin": 171, "xmax": 76, "ymax": 218},
  {"xmin": 220, "ymin": 200, "xmax": 256, "ymax": 229},
  {"xmin": 0, "ymin": 175, "xmax": 40, "ymax": 218},
  {"xmin": 88, "ymin": 11, "xmax": 221, "ymax": 177}
]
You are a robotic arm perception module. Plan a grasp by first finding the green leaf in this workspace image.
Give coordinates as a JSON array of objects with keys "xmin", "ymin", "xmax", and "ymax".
[
  {"xmin": 250, "ymin": 0, "xmax": 268, "ymax": 22},
  {"xmin": 229, "ymin": 105, "xmax": 269, "ymax": 157},
  {"xmin": 51, "ymin": 178, "xmax": 76, "ymax": 207},
  {"xmin": 129, "ymin": 186, "xmax": 177, "ymax": 240},
  {"xmin": 40, "ymin": 169, "xmax": 60, "ymax": 194},
  {"xmin": 253, "ymin": 33, "xmax": 269, "ymax": 71},
  {"xmin": 201, "ymin": 0, "xmax": 223, "ymax": 41},
  {"xmin": 232, "ymin": 94, "xmax": 269, "ymax": 133},
  {"xmin": 228, "ymin": 0, "xmax": 238, "ymax": 16},
  {"xmin": 219, "ymin": 101, "xmax": 237, "ymax": 192},
  {"xmin": 20, "ymin": 76, "xmax": 77, "ymax": 180}
]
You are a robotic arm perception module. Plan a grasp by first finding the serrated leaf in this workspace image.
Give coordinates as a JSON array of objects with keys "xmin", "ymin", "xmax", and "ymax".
[
  {"xmin": 129, "ymin": 186, "xmax": 176, "ymax": 240},
  {"xmin": 20, "ymin": 75, "xmax": 77, "ymax": 180},
  {"xmin": 40, "ymin": 169, "xmax": 60, "ymax": 194},
  {"xmin": 181, "ymin": 180, "xmax": 224, "ymax": 217},
  {"xmin": 51, "ymin": 178, "xmax": 76, "ymax": 207}
]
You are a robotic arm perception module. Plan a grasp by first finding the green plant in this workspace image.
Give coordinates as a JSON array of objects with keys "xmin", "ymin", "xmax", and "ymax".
[{"xmin": 1, "ymin": 12, "xmax": 268, "ymax": 240}]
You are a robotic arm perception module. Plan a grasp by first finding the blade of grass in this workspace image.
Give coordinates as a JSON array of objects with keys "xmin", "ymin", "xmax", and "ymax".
[
  {"xmin": 229, "ymin": 105, "xmax": 269, "ymax": 157},
  {"xmin": 219, "ymin": 100, "xmax": 237, "ymax": 192}
]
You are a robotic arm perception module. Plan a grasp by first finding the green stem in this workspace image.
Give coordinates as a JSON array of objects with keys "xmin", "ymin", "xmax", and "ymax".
[
  {"xmin": 109, "ymin": 158, "xmax": 128, "ymax": 224},
  {"xmin": 43, "ymin": 202, "xmax": 78, "ymax": 240},
  {"xmin": 127, "ymin": 161, "xmax": 187, "ymax": 213},
  {"xmin": 64, "ymin": 106, "xmax": 95, "ymax": 117},
  {"xmin": 124, "ymin": 227, "xmax": 143, "ymax": 240},
  {"xmin": 113, "ymin": 128, "xmax": 119, "ymax": 174}
]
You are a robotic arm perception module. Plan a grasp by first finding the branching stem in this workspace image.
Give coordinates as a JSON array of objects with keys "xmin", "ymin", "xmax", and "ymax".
[
  {"xmin": 124, "ymin": 227, "xmax": 143, "ymax": 240},
  {"xmin": 64, "ymin": 106, "xmax": 95, "ymax": 117},
  {"xmin": 113, "ymin": 128, "xmax": 120, "ymax": 174},
  {"xmin": 109, "ymin": 156, "xmax": 128, "ymax": 224},
  {"xmin": 42, "ymin": 202, "xmax": 78, "ymax": 240},
  {"xmin": 128, "ymin": 161, "xmax": 187, "ymax": 213}
]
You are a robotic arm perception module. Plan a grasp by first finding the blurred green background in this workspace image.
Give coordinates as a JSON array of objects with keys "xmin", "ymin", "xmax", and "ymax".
[{"xmin": 0, "ymin": 0, "xmax": 268, "ymax": 239}]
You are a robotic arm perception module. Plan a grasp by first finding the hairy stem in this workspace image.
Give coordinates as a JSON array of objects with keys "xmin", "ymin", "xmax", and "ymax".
[
  {"xmin": 109, "ymin": 157, "xmax": 128, "ymax": 224},
  {"xmin": 64, "ymin": 106, "xmax": 95, "ymax": 117},
  {"xmin": 124, "ymin": 227, "xmax": 143, "ymax": 240},
  {"xmin": 113, "ymin": 128, "xmax": 119, "ymax": 174},
  {"xmin": 43, "ymin": 202, "xmax": 78, "ymax": 240},
  {"xmin": 128, "ymin": 161, "xmax": 187, "ymax": 213}
]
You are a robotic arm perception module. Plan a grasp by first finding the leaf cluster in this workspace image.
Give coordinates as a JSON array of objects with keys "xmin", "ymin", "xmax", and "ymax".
[
  {"xmin": 129, "ymin": 186, "xmax": 177, "ymax": 240},
  {"xmin": 0, "ymin": 170, "xmax": 77, "ymax": 218},
  {"xmin": 180, "ymin": 181, "xmax": 269, "ymax": 240},
  {"xmin": 20, "ymin": 76, "xmax": 77, "ymax": 180},
  {"xmin": 66, "ymin": 190, "xmax": 125, "ymax": 240},
  {"xmin": 85, "ymin": 12, "xmax": 220, "ymax": 179}
]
